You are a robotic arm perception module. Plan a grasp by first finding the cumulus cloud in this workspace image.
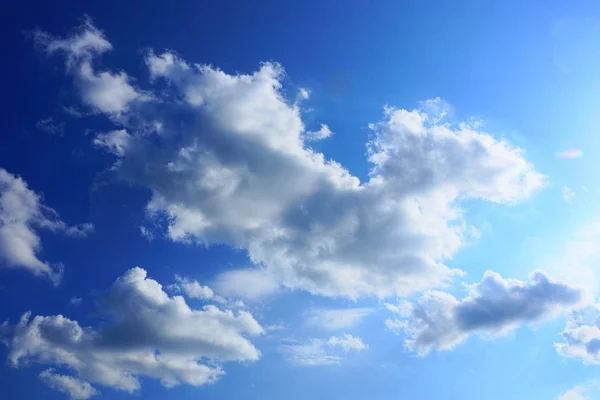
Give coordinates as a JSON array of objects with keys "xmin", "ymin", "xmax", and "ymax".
[
  {"xmin": 1, "ymin": 267, "xmax": 264, "ymax": 394},
  {"xmin": 34, "ymin": 19, "xmax": 151, "ymax": 115},
  {"xmin": 39, "ymin": 21, "xmax": 544, "ymax": 299},
  {"xmin": 0, "ymin": 168, "xmax": 92, "ymax": 284},
  {"xmin": 40, "ymin": 369, "xmax": 99, "ymax": 399},
  {"xmin": 304, "ymin": 308, "xmax": 373, "ymax": 330},
  {"xmin": 279, "ymin": 334, "xmax": 367, "ymax": 366},
  {"xmin": 555, "ymin": 304, "xmax": 600, "ymax": 365},
  {"xmin": 387, "ymin": 270, "xmax": 581, "ymax": 355}
]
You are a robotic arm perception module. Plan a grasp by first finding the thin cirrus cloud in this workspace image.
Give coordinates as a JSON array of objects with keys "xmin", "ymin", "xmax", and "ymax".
[
  {"xmin": 33, "ymin": 20, "xmax": 545, "ymax": 300},
  {"xmin": 278, "ymin": 334, "xmax": 367, "ymax": 366},
  {"xmin": 0, "ymin": 168, "xmax": 92, "ymax": 284},
  {"xmin": 0, "ymin": 267, "xmax": 264, "ymax": 399},
  {"xmin": 386, "ymin": 270, "xmax": 581, "ymax": 355},
  {"xmin": 304, "ymin": 308, "xmax": 373, "ymax": 330}
]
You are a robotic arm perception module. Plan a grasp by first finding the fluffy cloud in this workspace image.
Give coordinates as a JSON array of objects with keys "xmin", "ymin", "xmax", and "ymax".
[
  {"xmin": 39, "ymin": 21, "xmax": 544, "ymax": 299},
  {"xmin": 387, "ymin": 270, "xmax": 581, "ymax": 355},
  {"xmin": 34, "ymin": 20, "xmax": 151, "ymax": 115},
  {"xmin": 1, "ymin": 267, "xmax": 263, "ymax": 395},
  {"xmin": 555, "ymin": 304, "xmax": 600, "ymax": 365},
  {"xmin": 40, "ymin": 369, "xmax": 99, "ymax": 400},
  {"xmin": 304, "ymin": 308, "xmax": 373, "ymax": 330},
  {"xmin": 0, "ymin": 168, "xmax": 92, "ymax": 284},
  {"xmin": 279, "ymin": 334, "xmax": 367, "ymax": 366}
]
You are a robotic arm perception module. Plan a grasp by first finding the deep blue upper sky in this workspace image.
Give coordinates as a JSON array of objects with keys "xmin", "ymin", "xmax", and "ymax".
[{"xmin": 3, "ymin": 1, "xmax": 600, "ymax": 399}]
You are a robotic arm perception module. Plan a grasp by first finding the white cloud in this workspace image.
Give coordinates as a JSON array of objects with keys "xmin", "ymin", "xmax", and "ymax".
[
  {"xmin": 36, "ymin": 117, "xmax": 65, "ymax": 135},
  {"xmin": 297, "ymin": 88, "xmax": 310, "ymax": 101},
  {"xmin": 34, "ymin": 20, "xmax": 151, "ymax": 115},
  {"xmin": 563, "ymin": 186, "xmax": 576, "ymax": 202},
  {"xmin": 1, "ymin": 267, "xmax": 264, "ymax": 394},
  {"xmin": 327, "ymin": 334, "xmax": 368, "ymax": 351},
  {"xmin": 33, "ymin": 18, "xmax": 112, "ymax": 63},
  {"xmin": 558, "ymin": 386, "xmax": 590, "ymax": 400},
  {"xmin": 387, "ymin": 270, "xmax": 581, "ymax": 355},
  {"xmin": 305, "ymin": 123, "xmax": 333, "ymax": 141},
  {"xmin": 40, "ymin": 21, "xmax": 544, "ymax": 299},
  {"xmin": 555, "ymin": 305, "xmax": 600, "ymax": 365},
  {"xmin": 40, "ymin": 369, "xmax": 99, "ymax": 399},
  {"xmin": 139, "ymin": 226, "xmax": 154, "ymax": 241},
  {"xmin": 214, "ymin": 269, "xmax": 280, "ymax": 300},
  {"xmin": 93, "ymin": 129, "xmax": 131, "ymax": 156},
  {"xmin": 304, "ymin": 308, "xmax": 373, "ymax": 330},
  {"xmin": 279, "ymin": 334, "xmax": 367, "ymax": 366},
  {"xmin": 69, "ymin": 297, "xmax": 83, "ymax": 307},
  {"xmin": 0, "ymin": 168, "xmax": 92, "ymax": 284},
  {"xmin": 170, "ymin": 275, "xmax": 225, "ymax": 303}
]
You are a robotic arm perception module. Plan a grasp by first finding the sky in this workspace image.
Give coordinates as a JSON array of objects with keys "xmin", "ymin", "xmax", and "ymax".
[{"xmin": 3, "ymin": 1, "xmax": 600, "ymax": 399}]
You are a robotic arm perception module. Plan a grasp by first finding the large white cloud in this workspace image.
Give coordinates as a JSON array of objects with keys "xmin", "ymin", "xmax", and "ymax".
[
  {"xmin": 0, "ymin": 168, "xmax": 92, "ymax": 284},
  {"xmin": 1, "ymin": 267, "xmax": 264, "ymax": 397},
  {"xmin": 386, "ymin": 270, "xmax": 581, "ymax": 355},
  {"xmin": 37, "ymin": 21, "xmax": 545, "ymax": 299}
]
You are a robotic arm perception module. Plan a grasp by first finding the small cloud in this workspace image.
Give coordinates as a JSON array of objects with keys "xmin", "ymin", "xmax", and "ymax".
[
  {"xmin": 304, "ymin": 308, "xmax": 373, "ymax": 330},
  {"xmin": 139, "ymin": 226, "xmax": 154, "ymax": 241},
  {"xmin": 70, "ymin": 297, "xmax": 83, "ymax": 307},
  {"xmin": 265, "ymin": 323, "xmax": 285, "ymax": 332},
  {"xmin": 297, "ymin": 88, "xmax": 310, "ymax": 101},
  {"xmin": 305, "ymin": 124, "xmax": 333, "ymax": 141},
  {"xmin": 328, "ymin": 334, "xmax": 368, "ymax": 351},
  {"xmin": 36, "ymin": 117, "xmax": 65, "ymax": 135},
  {"xmin": 557, "ymin": 385, "xmax": 590, "ymax": 400},
  {"xmin": 563, "ymin": 187, "xmax": 576, "ymax": 202}
]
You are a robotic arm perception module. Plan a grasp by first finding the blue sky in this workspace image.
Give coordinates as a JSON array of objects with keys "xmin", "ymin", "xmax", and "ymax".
[{"xmin": 3, "ymin": 1, "xmax": 600, "ymax": 399}]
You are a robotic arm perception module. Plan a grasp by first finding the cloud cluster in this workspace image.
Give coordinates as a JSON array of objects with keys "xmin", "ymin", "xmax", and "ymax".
[
  {"xmin": 33, "ymin": 20, "xmax": 545, "ymax": 300},
  {"xmin": 279, "ymin": 334, "xmax": 367, "ymax": 366},
  {"xmin": 386, "ymin": 270, "xmax": 581, "ymax": 355},
  {"xmin": 0, "ymin": 168, "xmax": 92, "ymax": 284},
  {"xmin": 1, "ymin": 267, "xmax": 263, "ymax": 398},
  {"xmin": 555, "ymin": 304, "xmax": 600, "ymax": 365}
]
